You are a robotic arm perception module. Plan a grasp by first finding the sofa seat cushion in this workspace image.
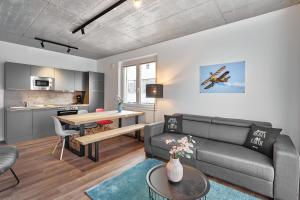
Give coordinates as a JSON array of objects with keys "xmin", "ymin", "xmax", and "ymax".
[
  {"xmin": 196, "ymin": 140, "xmax": 274, "ymax": 181},
  {"xmin": 151, "ymin": 133, "xmax": 207, "ymax": 158}
]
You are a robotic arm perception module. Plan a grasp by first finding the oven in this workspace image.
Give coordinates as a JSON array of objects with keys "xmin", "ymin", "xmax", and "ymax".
[
  {"xmin": 30, "ymin": 76, "xmax": 55, "ymax": 90},
  {"xmin": 57, "ymin": 109, "xmax": 78, "ymax": 127}
]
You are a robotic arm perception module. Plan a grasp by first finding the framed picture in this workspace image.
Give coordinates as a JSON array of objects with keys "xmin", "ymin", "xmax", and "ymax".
[{"xmin": 200, "ymin": 61, "xmax": 245, "ymax": 93}]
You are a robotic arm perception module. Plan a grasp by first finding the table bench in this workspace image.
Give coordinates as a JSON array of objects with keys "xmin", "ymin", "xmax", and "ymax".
[
  {"xmin": 57, "ymin": 110, "xmax": 144, "ymax": 157},
  {"xmin": 75, "ymin": 124, "xmax": 145, "ymax": 162}
]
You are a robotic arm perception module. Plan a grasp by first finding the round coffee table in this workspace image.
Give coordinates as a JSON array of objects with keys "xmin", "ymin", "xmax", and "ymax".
[{"xmin": 146, "ymin": 164, "xmax": 210, "ymax": 200}]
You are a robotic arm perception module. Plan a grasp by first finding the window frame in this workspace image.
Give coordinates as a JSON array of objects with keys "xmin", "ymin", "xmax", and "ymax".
[{"xmin": 121, "ymin": 56, "xmax": 157, "ymax": 109}]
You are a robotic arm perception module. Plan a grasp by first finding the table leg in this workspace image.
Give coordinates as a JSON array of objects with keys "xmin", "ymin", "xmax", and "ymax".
[
  {"xmin": 135, "ymin": 116, "xmax": 141, "ymax": 141},
  {"xmin": 64, "ymin": 124, "xmax": 70, "ymax": 149},
  {"xmin": 79, "ymin": 124, "xmax": 85, "ymax": 156},
  {"xmin": 88, "ymin": 142, "xmax": 99, "ymax": 162},
  {"xmin": 64, "ymin": 124, "xmax": 85, "ymax": 157},
  {"xmin": 118, "ymin": 118, "xmax": 122, "ymax": 128}
]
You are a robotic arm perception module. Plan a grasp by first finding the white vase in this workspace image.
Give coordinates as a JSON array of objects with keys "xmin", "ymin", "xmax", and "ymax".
[{"xmin": 166, "ymin": 157, "xmax": 183, "ymax": 183}]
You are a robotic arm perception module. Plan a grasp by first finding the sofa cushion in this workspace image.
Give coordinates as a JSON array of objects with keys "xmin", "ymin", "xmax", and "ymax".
[
  {"xmin": 209, "ymin": 117, "xmax": 272, "ymax": 145},
  {"xmin": 151, "ymin": 133, "xmax": 207, "ymax": 158},
  {"xmin": 244, "ymin": 124, "xmax": 281, "ymax": 158},
  {"xmin": 164, "ymin": 115, "xmax": 183, "ymax": 133},
  {"xmin": 181, "ymin": 115, "xmax": 211, "ymax": 138},
  {"xmin": 196, "ymin": 140, "xmax": 274, "ymax": 181}
]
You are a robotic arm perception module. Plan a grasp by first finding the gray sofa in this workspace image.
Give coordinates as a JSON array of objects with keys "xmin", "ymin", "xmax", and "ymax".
[{"xmin": 144, "ymin": 114, "xmax": 300, "ymax": 200}]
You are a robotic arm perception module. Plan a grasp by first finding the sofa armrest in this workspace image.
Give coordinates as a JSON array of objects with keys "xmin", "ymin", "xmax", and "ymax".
[
  {"xmin": 273, "ymin": 135, "xmax": 299, "ymax": 200},
  {"xmin": 144, "ymin": 121, "xmax": 164, "ymax": 154}
]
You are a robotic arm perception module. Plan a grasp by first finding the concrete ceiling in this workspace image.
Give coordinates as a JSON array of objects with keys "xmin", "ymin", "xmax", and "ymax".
[{"xmin": 0, "ymin": 0, "xmax": 299, "ymax": 60}]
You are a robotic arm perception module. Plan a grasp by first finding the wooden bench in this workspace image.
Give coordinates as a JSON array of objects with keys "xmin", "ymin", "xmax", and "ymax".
[{"xmin": 75, "ymin": 124, "xmax": 145, "ymax": 162}]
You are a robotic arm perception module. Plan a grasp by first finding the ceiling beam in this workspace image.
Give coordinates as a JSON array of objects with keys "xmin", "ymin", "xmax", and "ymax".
[{"xmin": 72, "ymin": 0, "xmax": 127, "ymax": 34}]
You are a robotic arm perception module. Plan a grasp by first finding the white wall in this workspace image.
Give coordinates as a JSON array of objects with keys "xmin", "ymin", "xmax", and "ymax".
[
  {"xmin": 0, "ymin": 41, "xmax": 97, "ymax": 141},
  {"xmin": 98, "ymin": 5, "xmax": 300, "ymax": 152}
]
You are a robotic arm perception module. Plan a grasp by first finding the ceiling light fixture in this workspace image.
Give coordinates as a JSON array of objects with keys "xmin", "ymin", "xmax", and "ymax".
[
  {"xmin": 72, "ymin": 0, "xmax": 127, "ymax": 34},
  {"xmin": 34, "ymin": 37, "xmax": 78, "ymax": 53},
  {"xmin": 133, "ymin": 0, "xmax": 142, "ymax": 8}
]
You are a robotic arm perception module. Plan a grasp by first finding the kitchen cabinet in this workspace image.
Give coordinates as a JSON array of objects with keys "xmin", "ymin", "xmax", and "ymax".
[
  {"xmin": 88, "ymin": 72, "xmax": 104, "ymax": 112},
  {"xmin": 75, "ymin": 71, "xmax": 86, "ymax": 91},
  {"xmin": 89, "ymin": 91, "xmax": 104, "ymax": 112},
  {"xmin": 31, "ymin": 65, "xmax": 55, "ymax": 78},
  {"xmin": 54, "ymin": 68, "xmax": 75, "ymax": 91},
  {"xmin": 5, "ymin": 62, "xmax": 31, "ymax": 90},
  {"xmin": 5, "ymin": 110, "xmax": 33, "ymax": 144},
  {"xmin": 33, "ymin": 109, "xmax": 57, "ymax": 139}
]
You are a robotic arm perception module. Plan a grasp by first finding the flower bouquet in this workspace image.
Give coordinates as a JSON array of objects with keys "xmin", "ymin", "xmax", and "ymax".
[{"xmin": 165, "ymin": 136, "xmax": 196, "ymax": 182}]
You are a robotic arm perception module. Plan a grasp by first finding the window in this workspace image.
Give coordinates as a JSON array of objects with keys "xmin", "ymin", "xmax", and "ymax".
[
  {"xmin": 123, "ymin": 66, "xmax": 136, "ymax": 104},
  {"xmin": 140, "ymin": 62, "xmax": 156, "ymax": 104},
  {"xmin": 122, "ymin": 60, "xmax": 156, "ymax": 106}
]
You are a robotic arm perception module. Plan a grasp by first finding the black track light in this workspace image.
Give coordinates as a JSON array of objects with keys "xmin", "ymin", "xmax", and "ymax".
[
  {"xmin": 72, "ymin": 0, "xmax": 127, "ymax": 34},
  {"xmin": 34, "ymin": 37, "xmax": 78, "ymax": 53}
]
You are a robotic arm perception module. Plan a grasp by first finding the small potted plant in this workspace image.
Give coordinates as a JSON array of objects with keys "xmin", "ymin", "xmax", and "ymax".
[
  {"xmin": 116, "ymin": 95, "xmax": 123, "ymax": 113},
  {"xmin": 165, "ymin": 136, "xmax": 195, "ymax": 182}
]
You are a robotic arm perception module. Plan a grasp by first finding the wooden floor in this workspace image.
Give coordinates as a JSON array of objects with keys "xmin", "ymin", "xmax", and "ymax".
[{"xmin": 0, "ymin": 136, "xmax": 268, "ymax": 200}]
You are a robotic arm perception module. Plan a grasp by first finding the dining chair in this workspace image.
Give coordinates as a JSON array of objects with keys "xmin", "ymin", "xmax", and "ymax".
[
  {"xmin": 77, "ymin": 110, "xmax": 98, "ymax": 134},
  {"xmin": 0, "ymin": 145, "xmax": 19, "ymax": 192},
  {"xmin": 96, "ymin": 108, "xmax": 113, "ymax": 131},
  {"xmin": 51, "ymin": 116, "xmax": 79, "ymax": 160}
]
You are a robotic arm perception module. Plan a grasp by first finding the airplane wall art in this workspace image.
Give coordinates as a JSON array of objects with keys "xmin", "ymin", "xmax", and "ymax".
[{"xmin": 200, "ymin": 61, "xmax": 245, "ymax": 93}]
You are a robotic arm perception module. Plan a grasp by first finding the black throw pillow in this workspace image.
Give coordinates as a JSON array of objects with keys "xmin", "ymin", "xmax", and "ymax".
[
  {"xmin": 164, "ymin": 115, "xmax": 183, "ymax": 134},
  {"xmin": 244, "ymin": 124, "xmax": 282, "ymax": 158}
]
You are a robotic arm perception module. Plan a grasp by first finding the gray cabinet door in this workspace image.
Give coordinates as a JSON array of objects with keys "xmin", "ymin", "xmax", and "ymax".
[
  {"xmin": 89, "ymin": 91, "xmax": 104, "ymax": 112},
  {"xmin": 31, "ymin": 66, "xmax": 55, "ymax": 78},
  {"xmin": 33, "ymin": 109, "xmax": 57, "ymax": 139},
  {"xmin": 89, "ymin": 77, "xmax": 104, "ymax": 91},
  {"xmin": 54, "ymin": 68, "xmax": 75, "ymax": 91},
  {"xmin": 88, "ymin": 72, "xmax": 104, "ymax": 112},
  {"xmin": 5, "ymin": 62, "xmax": 31, "ymax": 90},
  {"xmin": 5, "ymin": 110, "xmax": 33, "ymax": 144},
  {"xmin": 75, "ymin": 71, "xmax": 86, "ymax": 91},
  {"xmin": 89, "ymin": 72, "xmax": 104, "ymax": 81}
]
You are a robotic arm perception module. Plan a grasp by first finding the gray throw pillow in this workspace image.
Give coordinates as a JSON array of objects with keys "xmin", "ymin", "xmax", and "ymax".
[{"xmin": 244, "ymin": 124, "xmax": 281, "ymax": 158}]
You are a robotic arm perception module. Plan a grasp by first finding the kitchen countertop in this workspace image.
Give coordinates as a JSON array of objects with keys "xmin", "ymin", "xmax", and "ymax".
[{"xmin": 6, "ymin": 104, "xmax": 89, "ymax": 111}]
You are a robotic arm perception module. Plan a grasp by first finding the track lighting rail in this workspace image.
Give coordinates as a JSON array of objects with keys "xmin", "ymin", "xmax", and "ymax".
[
  {"xmin": 34, "ymin": 37, "xmax": 78, "ymax": 53},
  {"xmin": 72, "ymin": 0, "xmax": 127, "ymax": 34}
]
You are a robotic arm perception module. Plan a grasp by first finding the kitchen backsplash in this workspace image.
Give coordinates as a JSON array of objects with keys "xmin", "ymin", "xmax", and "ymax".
[{"xmin": 5, "ymin": 90, "xmax": 76, "ymax": 107}]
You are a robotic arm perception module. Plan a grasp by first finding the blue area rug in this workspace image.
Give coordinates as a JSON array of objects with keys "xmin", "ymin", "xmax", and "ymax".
[{"xmin": 86, "ymin": 159, "xmax": 258, "ymax": 200}]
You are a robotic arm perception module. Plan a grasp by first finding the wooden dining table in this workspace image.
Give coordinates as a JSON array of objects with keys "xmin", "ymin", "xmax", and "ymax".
[{"xmin": 57, "ymin": 110, "xmax": 144, "ymax": 157}]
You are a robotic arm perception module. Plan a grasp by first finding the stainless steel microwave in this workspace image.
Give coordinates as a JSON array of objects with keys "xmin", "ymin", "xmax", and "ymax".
[{"xmin": 30, "ymin": 76, "xmax": 55, "ymax": 90}]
